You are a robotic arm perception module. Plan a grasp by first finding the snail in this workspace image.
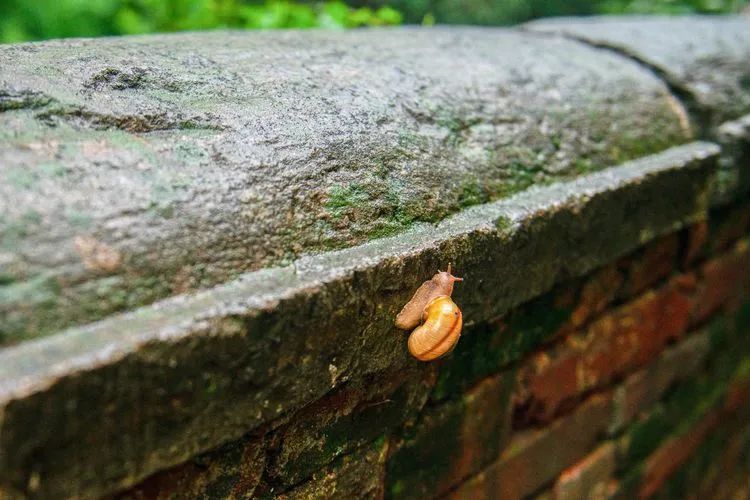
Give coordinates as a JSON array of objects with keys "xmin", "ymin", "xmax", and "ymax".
[{"xmin": 395, "ymin": 264, "xmax": 463, "ymax": 361}]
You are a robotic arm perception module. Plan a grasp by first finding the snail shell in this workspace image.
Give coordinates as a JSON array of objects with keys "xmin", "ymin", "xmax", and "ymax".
[
  {"xmin": 396, "ymin": 264, "xmax": 464, "ymax": 362},
  {"xmin": 395, "ymin": 264, "xmax": 463, "ymax": 331},
  {"xmin": 408, "ymin": 295, "xmax": 463, "ymax": 361}
]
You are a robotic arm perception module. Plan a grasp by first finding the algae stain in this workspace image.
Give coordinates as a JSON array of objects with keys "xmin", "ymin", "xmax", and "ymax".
[
  {"xmin": 325, "ymin": 183, "xmax": 371, "ymax": 220},
  {"xmin": 1, "ymin": 210, "xmax": 43, "ymax": 250},
  {"xmin": 574, "ymin": 157, "xmax": 598, "ymax": 175},
  {"xmin": 4, "ymin": 166, "xmax": 37, "ymax": 189},
  {"xmin": 0, "ymin": 90, "xmax": 54, "ymax": 112},
  {"xmin": 457, "ymin": 179, "xmax": 488, "ymax": 208},
  {"xmin": 0, "ymin": 273, "xmax": 60, "ymax": 308},
  {"xmin": 323, "ymin": 179, "xmax": 417, "ymax": 242},
  {"xmin": 495, "ymin": 216, "xmax": 512, "ymax": 233},
  {"xmin": 66, "ymin": 210, "xmax": 94, "ymax": 228}
]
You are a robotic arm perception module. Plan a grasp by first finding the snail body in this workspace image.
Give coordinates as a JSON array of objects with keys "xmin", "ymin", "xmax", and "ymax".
[{"xmin": 396, "ymin": 265, "xmax": 464, "ymax": 362}]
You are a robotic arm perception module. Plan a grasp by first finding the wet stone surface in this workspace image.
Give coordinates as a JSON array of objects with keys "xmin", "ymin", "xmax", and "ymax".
[
  {"xmin": 526, "ymin": 15, "xmax": 750, "ymax": 133},
  {"xmin": 1, "ymin": 15, "xmax": 749, "ymax": 500},
  {"xmin": 0, "ymin": 26, "xmax": 692, "ymax": 342}
]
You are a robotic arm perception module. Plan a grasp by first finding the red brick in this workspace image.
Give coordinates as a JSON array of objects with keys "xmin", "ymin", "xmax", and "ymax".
[
  {"xmin": 531, "ymin": 489, "xmax": 554, "ymax": 500},
  {"xmin": 517, "ymin": 276, "xmax": 694, "ymax": 424},
  {"xmin": 639, "ymin": 409, "xmax": 721, "ymax": 499},
  {"xmin": 440, "ymin": 373, "xmax": 515, "ymax": 494},
  {"xmin": 638, "ymin": 380, "xmax": 750, "ymax": 499},
  {"xmin": 697, "ymin": 382, "xmax": 750, "ymax": 498},
  {"xmin": 692, "ymin": 239, "xmax": 750, "ymax": 325},
  {"xmin": 682, "ymin": 221, "xmax": 708, "ymax": 267},
  {"xmin": 451, "ymin": 375, "xmax": 515, "ymax": 484},
  {"xmin": 710, "ymin": 202, "xmax": 750, "ymax": 253},
  {"xmin": 723, "ymin": 377, "xmax": 750, "ymax": 414},
  {"xmin": 611, "ymin": 330, "xmax": 710, "ymax": 431},
  {"xmin": 621, "ymin": 233, "xmax": 680, "ymax": 297},
  {"xmin": 696, "ymin": 423, "xmax": 750, "ymax": 499},
  {"xmin": 386, "ymin": 372, "xmax": 515, "ymax": 499},
  {"xmin": 554, "ymin": 442, "xmax": 617, "ymax": 500},
  {"xmin": 268, "ymin": 365, "xmax": 434, "ymax": 488},
  {"xmin": 569, "ymin": 264, "xmax": 624, "ymax": 329},
  {"xmin": 449, "ymin": 392, "xmax": 613, "ymax": 500}
]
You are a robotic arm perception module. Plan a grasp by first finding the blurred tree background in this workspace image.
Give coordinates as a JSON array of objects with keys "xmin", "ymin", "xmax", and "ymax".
[{"xmin": 0, "ymin": 0, "xmax": 748, "ymax": 43}]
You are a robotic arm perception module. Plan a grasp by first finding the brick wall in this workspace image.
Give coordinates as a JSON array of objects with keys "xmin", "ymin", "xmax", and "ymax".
[{"xmin": 115, "ymin": 202, "xmax": 750, "ymax": 499}]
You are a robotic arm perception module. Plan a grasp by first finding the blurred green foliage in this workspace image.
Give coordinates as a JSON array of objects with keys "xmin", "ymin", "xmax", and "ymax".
[
  {"xmin": 600, "ymin": 0, "xmax": 748, "ymax": 14},
  {"xmin": 0, "ymin": 0, "xmax": 747, "ymax": 43},
  {"xmin": 370, "ymin": 0, "xmax": 748, "ymax": 25},
  {"xmin": 0, "ymin": 0, "xmax": 403, "ymax": 42}
]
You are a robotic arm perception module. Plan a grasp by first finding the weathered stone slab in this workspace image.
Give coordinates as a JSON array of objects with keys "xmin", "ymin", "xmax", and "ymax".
[
  {"xmin": 0, "ymin": 141, "xmax": 717, "ymax": 498},
  {"xmin": 525, "ymin": 16, "xmax": 750, "ymax": 132},
  {"xmin": 0, "ymin": 27, "xmax": 692, "ymax": 342},
  {"xmin": 715, "ymin": 114, "xmax": 750, "ymax": 205}
]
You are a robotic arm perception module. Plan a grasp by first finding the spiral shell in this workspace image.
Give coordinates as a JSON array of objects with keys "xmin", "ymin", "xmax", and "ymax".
[{"xmin": 407, "ymin": 295, "xmax": 463, "ymax": 362}]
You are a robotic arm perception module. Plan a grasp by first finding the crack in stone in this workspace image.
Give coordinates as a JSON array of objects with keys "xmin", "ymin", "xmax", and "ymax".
[
  {"xmin": 34, "ymin": 106, "xmax": 223, "ymax": 133},
  {"xmin": 0, "ymin": 89, "xmax": 54, "ymax": 112},
  {"xmin": 521, "ymin": 28, "xmax": 711, "ymax": 139}
]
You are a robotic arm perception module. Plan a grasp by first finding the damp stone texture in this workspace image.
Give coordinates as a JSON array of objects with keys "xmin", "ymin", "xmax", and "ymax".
[{"xmin": 1, "ymin": 15, "xmax": 750, "ymax": 499}]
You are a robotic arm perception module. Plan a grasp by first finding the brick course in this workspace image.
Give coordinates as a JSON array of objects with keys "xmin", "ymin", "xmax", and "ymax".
[
  {"xmin": 386, "ymin": 372, "xmax": 515, "ymax": 499},
  {"xmin": 449, "ymin": 392, "xmax": 614, "ymax": 500},
  {"xmin": 516, "ymin": 274, "xmax": 695, "ymax": 425},
  {"xmin": 554, "ymin": 442, "xmax": 617, "ymax": 500},
  {"xmin": 610, "ymin": 331, "xmax": 711, "ymax": 432}
]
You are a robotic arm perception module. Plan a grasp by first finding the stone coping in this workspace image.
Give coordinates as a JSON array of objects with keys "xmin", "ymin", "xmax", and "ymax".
[
  {"xmin": 526, "ymin": 15, "xmax": 750, "ymax": 133},
  {"xmin": 3, "ymin": 20, "xmax": 725, "ymax": 342}
]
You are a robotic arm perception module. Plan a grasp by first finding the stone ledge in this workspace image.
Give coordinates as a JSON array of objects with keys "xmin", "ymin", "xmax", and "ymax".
[
  {"xmin": 0, "ymin": 23, "xmax": 697, "ymax": 342},
  {"xmin": 715, "ymin": 114, "xmax": 750, "ymax": 206},
  {"xmin": 0, "ymin": 141, "xmax": 718, "ymax": 498}
]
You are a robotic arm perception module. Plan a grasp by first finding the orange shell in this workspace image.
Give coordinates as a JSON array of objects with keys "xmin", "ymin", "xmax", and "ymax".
[{"xmin": 407, "ymin": 295, "xmax": 462, "ymax": 361}]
